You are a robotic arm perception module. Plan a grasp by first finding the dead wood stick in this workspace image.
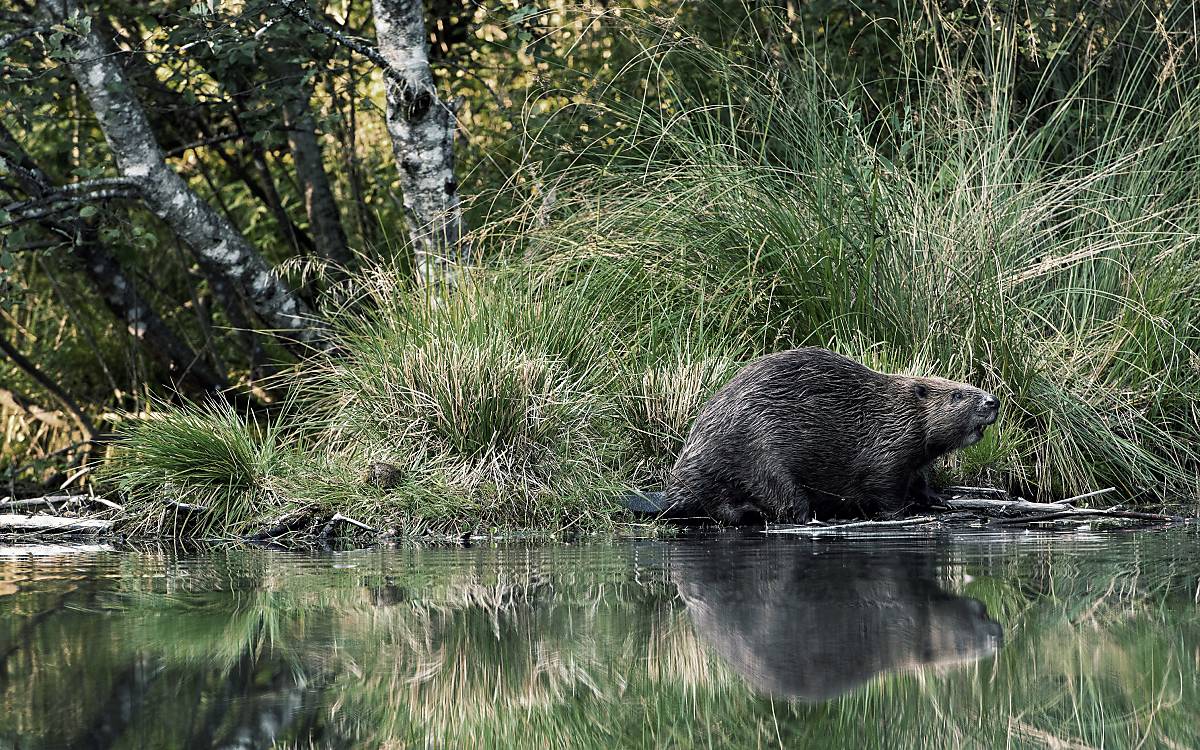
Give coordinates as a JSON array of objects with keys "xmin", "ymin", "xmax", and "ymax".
[
  {"xmin": 991, "ymin": 508, "xmax": 1183, "ymax": 524},
  {"xmin": 945, "ymin": 486, "xmax": 1008, "ymax": 496},
  {"xmin": 165, "ymin": 499, "xmax": 208, "ymax": 513},
  {"xmin": 246, "ymin": 512, "xmax": 312, "ymax": 541},
  {"xmin": 320, "ymin": 512, "xmax": 376, "ymax": 537},
  {"xmin": 1060, "ymin": 487, "xmax": 1117, "ymax": 505},
  {"xmin": 943, "ymin": 497, "xmax": 1073, "ymax": 513},
  {"xmin": 0, "ymin": 494, "xmax": 122, "ymax": 512},
  {"xmin": 89, "ymin": 496, "xmax": 124, "ymax": 512},
  {"xmin": 0, "ymin": 514, "xmax": 113, "ymax": 534},
  {"xmin": 0, "ymin": 495, "xmax": 85, "ymax": 510},
  {"xmin": 762, "ymin": 516, "xmax": 938, "ymax": 535}
]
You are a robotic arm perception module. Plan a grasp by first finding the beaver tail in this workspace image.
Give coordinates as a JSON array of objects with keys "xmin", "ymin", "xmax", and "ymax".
[{"xmin": 619, "ymin": 490, "xmax": 706, "ymax": 520}]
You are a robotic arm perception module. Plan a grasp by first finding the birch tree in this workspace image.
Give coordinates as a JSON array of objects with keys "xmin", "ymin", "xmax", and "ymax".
[
  {"xmin": 0, "ymin": 124, "xmax": 227, "ymax": 394},
  {"xmin": 36, "ymin": 0, "xmax": 324, "ymax": 348},
  {"xmin": 371, "ymin": 0, "xmax": 466, "ymax": 286}
]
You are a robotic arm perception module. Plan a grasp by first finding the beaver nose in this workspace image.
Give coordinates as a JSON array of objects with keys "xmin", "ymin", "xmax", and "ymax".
[{"xmin": 980, "ymin": 394, "xmax": 1000, "ymax": 410}]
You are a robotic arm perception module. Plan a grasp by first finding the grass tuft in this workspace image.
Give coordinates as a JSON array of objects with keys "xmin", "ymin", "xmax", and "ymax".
[{"xmin": 101, "ymin": 399, "xmax": 283, "ymax": 537}]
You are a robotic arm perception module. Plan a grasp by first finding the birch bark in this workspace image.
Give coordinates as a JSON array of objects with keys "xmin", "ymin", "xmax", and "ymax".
[
  {"xmin": 0, "ymin": 124, "xmax": 226, "ymax": 394},
  {"xmin": 38, "ymin": 0, "xmax": 324, "ymax": 348},
  {"xmin": 371, "ymin": 0, "xmax": 466, "ymax": 286}
]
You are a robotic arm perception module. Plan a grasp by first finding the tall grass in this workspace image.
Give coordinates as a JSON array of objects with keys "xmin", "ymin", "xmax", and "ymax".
[
  {"xmin": 103, "ymin": 5, "xmax": 1200, "ymax": 536},
  {"xmin": 490, "ymin": 6, "xmax": 1200, "ymax": 502}
]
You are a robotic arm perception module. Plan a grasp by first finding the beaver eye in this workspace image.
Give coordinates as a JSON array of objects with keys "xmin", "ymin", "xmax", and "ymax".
[
  {"xmin": 951, "ymin": 390, "xmax": 964, "ymax": 402},
  {"xmin": 914, "ymin": 384, "xmax": 929, "ymax": 399}
]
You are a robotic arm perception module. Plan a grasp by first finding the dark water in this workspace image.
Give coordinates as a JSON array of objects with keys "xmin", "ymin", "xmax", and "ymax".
[{"xmin": 1, "ymin": 528, "xmax": 1199, "ymax": 749}]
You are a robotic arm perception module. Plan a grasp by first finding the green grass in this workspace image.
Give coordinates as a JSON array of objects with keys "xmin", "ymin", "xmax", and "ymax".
[
  {"xmin": 101, "ymin": 398, "xmax": 286, "ymax": 537},
  {"xmin": 100, "ymin": 6, "xmax": 1200, "ymax": 537}
]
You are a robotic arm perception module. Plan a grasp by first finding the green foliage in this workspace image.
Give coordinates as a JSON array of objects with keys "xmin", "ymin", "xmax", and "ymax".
[
  {"xmin": 293, "ymin": 274, "xmax": 624, "ymax": 533},
  {"xmin": 499, "ymin": 7, "xmax": 1200, "ymax": 502}
]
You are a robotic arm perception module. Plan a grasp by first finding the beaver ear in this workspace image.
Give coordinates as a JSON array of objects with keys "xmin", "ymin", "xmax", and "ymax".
[{"xmin": 914, "ymin": 383, "xmax": 929, "ymax": 399}]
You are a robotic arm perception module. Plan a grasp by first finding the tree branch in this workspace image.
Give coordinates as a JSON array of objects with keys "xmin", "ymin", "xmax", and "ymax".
[
  {"xmin": 1, "ymin": 186, "xmax": 140, "ymax": 227},
  {"xmin": 0, "ymin": 25, "xmax": 46, "ymax": 50},
  {"xmin": 0, "ymin": 335, "xmax": 95, "ymax": 438},
  {"xmin": 279, "ymin": 0, "xmax": 404, "ymax": 84}
]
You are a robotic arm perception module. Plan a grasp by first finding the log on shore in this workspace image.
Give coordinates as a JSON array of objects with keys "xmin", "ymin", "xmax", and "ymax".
[
  {"xmin": 0, "ymin": 495, "xmax": 123, "ymax": 512},
  {"xmin": 0, "ymin": 514, "xmax": 114, "ymax": 535},
  {"xmin": 0, "ymin": 495, "xmax": 85, "ymax": 510}
]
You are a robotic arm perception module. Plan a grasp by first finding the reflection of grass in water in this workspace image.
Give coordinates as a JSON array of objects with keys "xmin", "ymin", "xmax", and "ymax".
[
  {"xmin": 3, "ymin": 540, "xmax": 1200, "ymax": 749},
  {"xmin": 311, "ymin": 545, "xmax": 1200, "ymax": 749}
]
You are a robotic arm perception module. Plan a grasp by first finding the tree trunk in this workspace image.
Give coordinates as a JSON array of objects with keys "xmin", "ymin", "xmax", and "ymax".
[
  {"xmin": 275, "ymin": 59, "xmax": 353, "ymax": 271},
  {"xmin": 38, "ymin": 0, "xmax": 324, "ymax": 349},
  {"xmin": 72, "ymin": 232, "xmax": 228, "ymax": 393},
  {"xmin": 0, "ymin": 124, "xmax": 227, "ymax": 395},
  {"xmin": 371, "ymin": 0, "xmax": 466, "ymax": 286}
]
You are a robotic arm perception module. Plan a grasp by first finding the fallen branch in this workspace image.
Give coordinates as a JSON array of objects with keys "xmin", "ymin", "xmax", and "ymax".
[
  {"xmin": 165, "ymin": 499, "xmax": 208, "ymax": 513},
  {"xmin": 0, "ymin": 494, "xmax": 122, "ymax": 515},
  {"xmin": 991, "ymin": 507, "xmax": 1182, "ymax": 524},
  {"xmin": 246, "ymin": 512, "xmax": 312, "ymax": 542},
  {"xmin": 0, "ymin": 514, "xmax": 113, "ymax": 534},
  {"xmin": 944, "ymin": 486, "xmax": 1007, "ymax": 496},
  {"xmin": 320, "ymin": 512, "xmax": 376, "ymax": 538},
  {"xmin": 943, "ymin": 497, "xmax": 1073, "ymax": 514},
  {"xmin": 763, "ymin": 516, "xmax": 938, "ymax": 535},
  {"xmin": 1060, "ymin": 487, "xmax": 1117, "ymax": 505},
  {"xmin": 0, "ymin": 495, "xmax": 85, "ymax": 511},
  {"xmin": 90, "ymin": 496, "xmax": 124, "ymax": 512}
]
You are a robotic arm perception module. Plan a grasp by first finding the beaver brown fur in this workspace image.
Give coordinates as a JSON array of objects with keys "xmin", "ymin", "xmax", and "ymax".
[{"xmin": 665, "ymin": 347, "xmax": 999, "ymax": 523}]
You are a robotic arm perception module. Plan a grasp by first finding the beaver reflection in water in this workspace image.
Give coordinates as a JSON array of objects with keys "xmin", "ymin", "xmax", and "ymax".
[
  {"xmin": 670, "ymin": 536, "xmax": 1003, "ymax": 702},
  {"xmin": 667, "ymin": 347, "xmax": 1000, "ymax": 523}
]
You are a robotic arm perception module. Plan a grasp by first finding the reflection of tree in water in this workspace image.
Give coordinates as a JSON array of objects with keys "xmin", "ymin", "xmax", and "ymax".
[
  {"xmin": 669, "ymin": 535, "xmax": 1003, "ymax": 701},
  {"xmin": 0, "ymin": 546, "xmax": 683, "ymax": 748},
  {"xmin": 4, "ymin": 536, "xmax": 1200, "ymax": 749},
  {"xmin": 0, "ymin": 549, "xmax": 328, "ymax": 749}
]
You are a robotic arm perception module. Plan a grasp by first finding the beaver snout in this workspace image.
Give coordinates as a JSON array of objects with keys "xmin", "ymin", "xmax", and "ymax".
[
  {"xmin": 978, "ymin": 394, "xmax": 1000, "ymax": 422},
  {"xmin": 980, "ymin": 394, "xmax": 1000, "ymax": 410}
]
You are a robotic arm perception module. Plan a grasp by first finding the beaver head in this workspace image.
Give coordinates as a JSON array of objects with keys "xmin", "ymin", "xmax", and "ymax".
[{"xmin": 901, "ymin": 376, "xmax": 1000, "ymax": 456}]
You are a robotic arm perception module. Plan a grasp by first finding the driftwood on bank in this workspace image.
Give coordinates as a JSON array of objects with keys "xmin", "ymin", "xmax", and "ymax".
[
  {"xmin": 0, "ymin": 514, "xmax": 114, "ymax": 535},
  {"xmin": 320, "ymin": 513, "xmax": 376, "ymax": 538},
  {"xmin": 0, "ymin": 494, "xmax": 123, "ymax": 512},
  {"xmin": 0, "ymin": 495, "xmax": 86, "ymax": 511},
  {"xmin": 761, "ymin": 486, "xmax": 1188, "ymax": 535}
]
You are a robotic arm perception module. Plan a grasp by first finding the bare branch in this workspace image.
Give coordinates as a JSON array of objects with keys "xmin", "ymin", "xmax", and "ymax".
[
  {"xmin": 2, "ymin": 186, "xmax": 140, "ymax": 227},
  {"xmin": 0, "ymin": 335, "xmax": 96, "ymax": 438}
]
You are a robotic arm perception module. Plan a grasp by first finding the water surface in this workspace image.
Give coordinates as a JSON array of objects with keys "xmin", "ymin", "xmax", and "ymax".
[{"xmin": 1, "ymin": 528, "xmax": 1198, "ymax": 748}]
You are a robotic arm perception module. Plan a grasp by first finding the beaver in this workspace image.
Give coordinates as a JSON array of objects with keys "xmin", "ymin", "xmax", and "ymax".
[{"xmin": 661, "ymin": 347, "xmax": 999, "ymax": 523}]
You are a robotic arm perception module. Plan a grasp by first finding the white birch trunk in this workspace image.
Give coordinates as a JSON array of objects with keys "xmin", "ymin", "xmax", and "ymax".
[{"xmin": 371, "ymin": 0, "xmax": 466, "ymax": 286}]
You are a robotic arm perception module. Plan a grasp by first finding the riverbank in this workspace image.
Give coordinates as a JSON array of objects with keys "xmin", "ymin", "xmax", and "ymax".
[
  {"xmin": 7, "ymin": 10, "xmax": 1200, "ymax": 538},
  {"xmin": 2, "ymin": 487, "xmax": 1191, "ymax": 546}
]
